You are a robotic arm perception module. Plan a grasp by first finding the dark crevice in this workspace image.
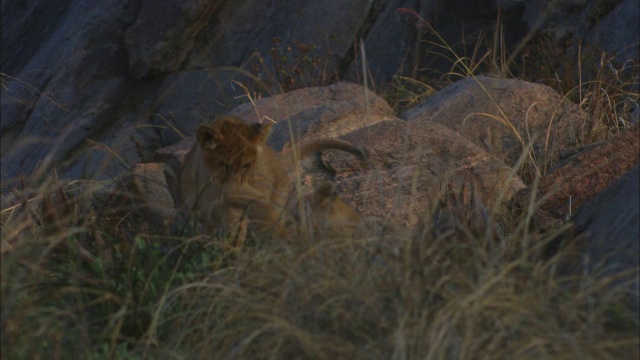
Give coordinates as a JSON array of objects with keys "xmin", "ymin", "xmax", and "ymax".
[{"xmin": 334, "ymin": 0, "xmax": 390, "ymax": 79}]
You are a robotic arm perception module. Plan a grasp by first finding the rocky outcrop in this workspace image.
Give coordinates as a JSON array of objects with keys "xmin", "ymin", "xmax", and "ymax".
[
  {"xmin": 2, "ymin": 0, "xmax": 637, "ymax": 191},
  {"xmin": 143, "ymin": 78, "xmax": 589, "ymax": 230},
  {"xmin": 121, "ymin": 74, "xmax": 640, "ymax": 238}
]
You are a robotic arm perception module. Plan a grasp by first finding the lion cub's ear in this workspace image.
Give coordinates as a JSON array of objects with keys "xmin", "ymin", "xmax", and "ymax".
[
  {"xmin": 251, "ymin": 122, "xmax": 273, "ymax": 145},
  {"xmin": 251, "ymin": 122, "xmax": 273, "ymax": 152},
  {"xmin": 196, "ymin": 124, "xmax": 221, "ymax": 150}
]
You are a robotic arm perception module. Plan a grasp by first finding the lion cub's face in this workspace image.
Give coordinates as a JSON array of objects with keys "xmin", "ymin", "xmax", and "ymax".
[{"xmin": 196, "ymin": 116, "xmax": 272, "ymax": 184}]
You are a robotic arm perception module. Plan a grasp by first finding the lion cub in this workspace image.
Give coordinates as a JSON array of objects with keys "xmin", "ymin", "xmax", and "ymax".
[{"xmin": 180, "ymin": 115, "xmax": 365, "ymax": 242}]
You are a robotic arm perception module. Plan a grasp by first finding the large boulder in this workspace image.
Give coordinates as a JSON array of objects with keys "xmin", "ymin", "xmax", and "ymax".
[
  {"xmin": 1, "ymin": 0, "xmax": 398, "ymax": 187},
  {"xmin": 400, "ymin": 76, "xmax": 584, "ymax": 181},
  {"xmin": 318, "ymin": 117, "xmax": 526, "ymax": 227}
]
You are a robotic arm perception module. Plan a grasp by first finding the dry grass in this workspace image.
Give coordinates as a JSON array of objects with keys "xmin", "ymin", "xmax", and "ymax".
[
  {"xmin": 1, "ymin": 175, "xmax": 638, "ymax": 359},
  {"xmin": 386, "ymin": 9, "xmax": 639, "ymax": 144}
]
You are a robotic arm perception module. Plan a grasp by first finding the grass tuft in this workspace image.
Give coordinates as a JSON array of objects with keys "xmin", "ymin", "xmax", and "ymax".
[{"xmin": 2, "ymin": 174, "xmax": 637, "ymax": 359}]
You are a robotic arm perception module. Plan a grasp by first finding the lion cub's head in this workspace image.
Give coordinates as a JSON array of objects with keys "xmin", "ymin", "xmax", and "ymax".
[{"xmin": 196, "ymin": 116, "xmax": 272, "ymax": 184}]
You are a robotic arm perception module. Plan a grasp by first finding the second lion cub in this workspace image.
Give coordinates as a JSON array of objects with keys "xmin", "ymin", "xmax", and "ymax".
[{"xmin": 180, "ymin": 115, "xmax": 365, "ymax": 242}]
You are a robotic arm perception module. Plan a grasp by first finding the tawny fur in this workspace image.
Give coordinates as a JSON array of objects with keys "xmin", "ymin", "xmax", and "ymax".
[
  {"xmin": 180, "ymin": 115, "xmax": 365, "ymax": 242},
  {"xmin": 293, "ymin": 182, "xmax": 362, "ymax": 238}
]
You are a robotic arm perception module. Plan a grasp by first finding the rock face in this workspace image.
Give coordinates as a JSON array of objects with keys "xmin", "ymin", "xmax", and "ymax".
[
  {"xmin": 570, "ymin": 165, "xmax": 639, "ymax": 312},
  {"xmin": 573, "ymin": 165, "xmax": 639, "ymax": 270},
  {"xmin": 2, "ymin": 0, "xmax": 637, "ymax": 189},
  {"xmin": 123, "ymin": 1, "xmax": 222, "ymax": 79},
  {"xmin": 524, "ymin": 0, "xmax": 639, "ymax": 63}
]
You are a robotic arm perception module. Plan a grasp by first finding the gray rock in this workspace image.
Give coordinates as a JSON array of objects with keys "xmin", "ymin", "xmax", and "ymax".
[
  {"xmin": 184, "ymin": 0, "xmax": 374, "ymax": 89},
  {"xmin": 523, "ymin": 0, "xmax": 638, "ymax": 66},
  {"xmin": 572, "ymin": 165, "xmax": 639, "ymax": 312},
  {"xmin": 1, "ymin": 1, "xmax": 140, "ymax": 185},
  {"xmin": 131, "ymin": 162, "xmax": 176, "ymax": 222},
  {"xmin": 587, "ymin": 0, "xmax": 639, "ymax": 65},
  {"xmin": 573, "ymin": 165, "xmax": 640, "ymax": 265}
]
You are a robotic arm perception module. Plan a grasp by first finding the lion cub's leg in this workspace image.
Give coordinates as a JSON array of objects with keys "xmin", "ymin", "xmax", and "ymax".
[
  {"xmin": 232, "ymin": 214, "xmax": 248, "ymax": 249},
  {"xmin": 243, "ymin": 197, "xmax": 289, "ymax": 240},
  {"xmin": 291, "ymin": 182, "xmax": 362, "ymax": 239},
  {"xmin": 220, "ymin": 180, "xmax": 288, "ymax": 241}
]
